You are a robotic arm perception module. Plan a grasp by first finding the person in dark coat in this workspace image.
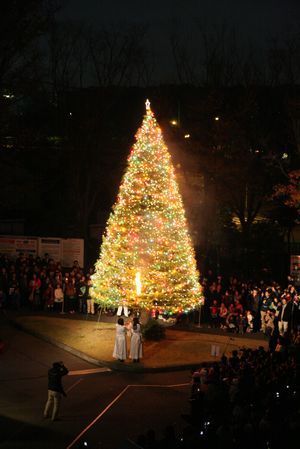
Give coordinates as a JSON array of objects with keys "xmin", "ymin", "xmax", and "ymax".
[
  {"xmin": 43, "ymin": 361, "xmax": 68, "ymax": 421},
  {"xmin": 277, "ymin": 297, "xmax": 292, "ymax": 336}
]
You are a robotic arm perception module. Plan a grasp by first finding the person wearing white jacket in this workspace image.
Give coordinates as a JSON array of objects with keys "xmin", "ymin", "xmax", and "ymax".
[
  {"xmin": 129, "ymin": 317, "xmax": 143, "ymax": 363},
  {"xmin": 113, "ymin": 318, "xmax": 127, "ymax": 362}
]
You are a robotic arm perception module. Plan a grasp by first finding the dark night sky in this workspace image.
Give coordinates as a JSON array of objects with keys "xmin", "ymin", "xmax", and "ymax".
[
  {"xmin": 62, "ymin": 0, "xmax": 299, "ymax": 30},
  {"xmin": 60, "ymin": 0, "xmax": 300, "ymax": 82}
]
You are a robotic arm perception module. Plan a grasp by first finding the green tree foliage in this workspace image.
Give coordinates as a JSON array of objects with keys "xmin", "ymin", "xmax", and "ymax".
[{"xmin": 142, "ymin": 319, "xmax": 166, "ymax": 341}]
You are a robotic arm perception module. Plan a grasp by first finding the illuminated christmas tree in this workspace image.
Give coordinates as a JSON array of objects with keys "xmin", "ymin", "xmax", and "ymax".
[{"xmin": 91, "ymin": 100, "xmax": 202, "ymax": 314}]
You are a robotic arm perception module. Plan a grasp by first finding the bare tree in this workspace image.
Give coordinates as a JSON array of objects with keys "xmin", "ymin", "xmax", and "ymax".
[
  {"xmin": 46, "ymin": 20, "xmax": 90, "ymax": 98},
  {"xmin": 0, "ymin": 0, "xmax": 60, "ymax": 91},
  {"xmin": 170, "ymin": 20, "xmax": 199, "ymax": 85},
  {"xmin": 88, "ymin": 23, "xmax": 150, "ymax": 87},
  {"xmin": 170, "ymin": 21, "xmax": 265, "ymax": 87},
  {"xmin": 267, "ymin": 30, "xmax": 300, "ymax": 86},
  {"xmin": 170, "ymin": 21, "xmax": 300, "ymax": 87}
]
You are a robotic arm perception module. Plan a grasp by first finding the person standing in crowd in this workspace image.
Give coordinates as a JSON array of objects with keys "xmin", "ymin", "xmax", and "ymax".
[
  {"xmin": 7, "ymin": 273, "xmax": 19, "ymax": 308},
  {"xmin": 264, "ymin": 309, "xmax": 275, "ymax": 337},
  {"xmin": 218, "ymin": 302, "xmax": 228, "ymax": 329},
  {"xmin": 86, "ymin": 278, "xmax": 95, "ymax": 315},
  {"xmin": 44, "ymin": 361, "xmax": 68, "ymax": 421},
  {"xmin": 277, "ymin": 297, "xmax": 292, "ymax": 336},
  {"xmin": 260, "ymin": 289, "xmax": 272, "ymax": 333},
  {"xmin": 209, "ymin": 299, "xmax": 219, "ymax": 328},
  {"xmin": 248, "ymin": 287, "xmax": 261, "ymax": 332},
  {"xmin": 19, "ymin": 271, "xmax": 29, "ymax": 307},
  {"xmin": 246, "ymin": 309, "xmax": 254, "ymax": 332},
  {"xmin": 64, "ymin": 274, "xmax": 77, "ymax": 313},
  {"xmin": 0, "ymin": 267, "xmax": 8, "ymax": 295},
  {"xmin": 28, "ymin": 273, "xmax": 41, "ymax": 308},
  {"xmin": 43, "ymin": 280, "xmax": 54, "ymax": 311},
  {"xmin": 77, "ymin": 275, "xmax": 87, "ymax": 314},
  {"xmin": 0, "ymin": 289, "xmax": 7, "ymax": 311},
  {"xmin": 290, "ymin": 294, "xmax": 300, "ymax": 332},
  {"xmin": 53, "ymin": 283, "xmax": 64, "ymax": 312},
  {"xmin": 113, "ymin": 317, "xmax": 127, "ymax": 362},
  {"xmin": 129, "ymin": 317, "xmax": 143, "ymax": 363}
]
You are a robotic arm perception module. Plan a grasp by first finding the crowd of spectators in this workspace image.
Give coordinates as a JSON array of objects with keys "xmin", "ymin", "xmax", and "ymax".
[
  {"xmin": 133, "ymin": 344, "xmax": 299, "ymax": 449},
  {"xmin": 0, "ymin": 255, "xmax": 299, "ymax": 449},
  {"xmin": 201, "ymin": 271, "xmax": 300, "ymax": 340},
  {"xmin": 132, "ymin": 271, "xmax": 300, "ymax": 449},
  {"xmin": 1, "ymin": 254, "xmax": 300, "ymax": 339},
  {"xmin": 0, "ymin": 252, "xmax": 95, "ymax": 315}
]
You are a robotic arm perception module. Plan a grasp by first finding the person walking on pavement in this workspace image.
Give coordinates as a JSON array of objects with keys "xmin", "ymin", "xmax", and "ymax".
[{"xmin": 44, "ymin": 361, "xmax": 68, "ymax": 421}]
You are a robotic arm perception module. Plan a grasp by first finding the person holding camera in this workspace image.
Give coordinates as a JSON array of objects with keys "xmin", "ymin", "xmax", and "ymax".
[{"xmin": 44, "ymin": 361, "xmax": 69, "ymax": 421}]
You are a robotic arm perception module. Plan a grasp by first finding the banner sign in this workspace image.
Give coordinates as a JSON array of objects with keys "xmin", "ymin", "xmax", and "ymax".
[
  {"xmin": 62, "ymin": 238, "xmax": 84, "ymax": 268},
  {"xmin": 0, "ymin": 237, "xmax": 37, "ymax": 257},
  {"xmin": 38, "ymin": 238, "xmax": 62, "ymax": 263},
  {"xmin": 0, "ymin": 235, "xmax": 84, "ymax": 268}
]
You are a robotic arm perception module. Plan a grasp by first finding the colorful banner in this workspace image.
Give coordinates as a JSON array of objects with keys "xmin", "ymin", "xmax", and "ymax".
[{"xmin": 0, "ymin": 237, "xmax": 37, "ymax": 257}]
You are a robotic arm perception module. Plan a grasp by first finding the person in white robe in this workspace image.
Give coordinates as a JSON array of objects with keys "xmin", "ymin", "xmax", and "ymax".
[
  {"xmin": 129, "ymin": 317, "xmax": 143, "ymax": 362},
  {"xmin": 113, "ymin": 318, "xmax": 127, "ymax": 362}
]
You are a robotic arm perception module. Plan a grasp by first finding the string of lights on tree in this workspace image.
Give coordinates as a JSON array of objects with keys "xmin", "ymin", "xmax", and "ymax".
[{"xmin": 91, "ymin": 99, "xmax": 203, "ymax": 314}]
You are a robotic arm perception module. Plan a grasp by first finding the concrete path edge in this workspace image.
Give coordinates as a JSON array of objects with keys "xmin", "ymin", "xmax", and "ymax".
[{"xmin": 9, "ymin": 318, "xmax": 199, "ymax": 373}]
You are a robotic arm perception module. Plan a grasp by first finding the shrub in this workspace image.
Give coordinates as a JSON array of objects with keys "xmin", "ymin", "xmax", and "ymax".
[{"xmin": 142, "ymin": 319, "xmax": 166, "ymax": 341}]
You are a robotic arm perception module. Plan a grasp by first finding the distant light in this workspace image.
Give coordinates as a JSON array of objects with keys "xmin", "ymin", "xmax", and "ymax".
[
  {"xmin": 282, "ymin": 152, "xmax": 288, "ymax": 159},
  {"xmin": 214, "ymin": 116, "xmax": 220, "ymax": 121},
  {"xmin": 3, "ymin": 93, "xmax": 14, "ymax": 99},
  {"xmin": 255, "ymin": 149, "xmax": 260, "ymax": 153},
  {"xmin": 69, "ymin": 112, "xmax": 73, "ymax": 116},
  {"xmin": 170, "ymin": 119, "xmax": 177, "ymax": 126},
  {"xmin": 184, "ymin": 134, "xmax": 190, "ymax": 139}
]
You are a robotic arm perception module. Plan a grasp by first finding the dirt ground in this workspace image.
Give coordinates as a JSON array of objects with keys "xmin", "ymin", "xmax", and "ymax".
[{"xmin": 14, "ymin": 315, "xmax": 269, "ymax": 369}]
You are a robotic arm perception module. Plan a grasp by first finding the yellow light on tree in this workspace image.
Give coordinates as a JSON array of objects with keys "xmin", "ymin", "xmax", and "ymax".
[
  {"xmin": 91, "ymin": 100, "xmax": 203, "ymax": 313},
  {"xmin": 135, "ymin": 271, "xmax": 142, "ymax": 296}
]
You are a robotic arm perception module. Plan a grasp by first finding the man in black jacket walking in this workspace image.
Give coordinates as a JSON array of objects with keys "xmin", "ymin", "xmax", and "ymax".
[{"xmin": 44, "ymin": 361, "xmax": 68, "ymax": 421}]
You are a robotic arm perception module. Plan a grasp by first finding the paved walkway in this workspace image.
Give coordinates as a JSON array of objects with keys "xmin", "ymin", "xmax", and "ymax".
[{"xmin": 4, "ymin": 309, "xmax": 269, "ymax": 372}]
